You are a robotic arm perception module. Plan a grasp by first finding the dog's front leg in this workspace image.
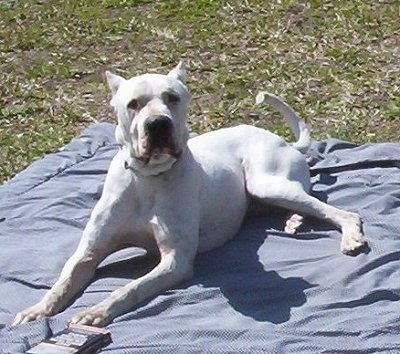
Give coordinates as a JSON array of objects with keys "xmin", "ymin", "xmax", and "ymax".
[
  {"xmin": 12, "ymin": 240, "xmax": 110, "ymax": 326},
  {"xmin": 12, "ymin": 200, "xmax": 129, "ymax": 326},
  {"xmin": 12, "ymin": 153, "xmax": 135, "ymax": 326},
  {"xmin": 70, "ymin": 214, "xmax": 198, "ymax": 326},
  {"xmin": 70, "ymin": 251, "xmax": 193, "ymax": 326}
]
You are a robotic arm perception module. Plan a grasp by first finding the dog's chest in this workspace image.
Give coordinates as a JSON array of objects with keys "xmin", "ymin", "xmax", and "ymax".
[{"xmin": 127, "ymin": 193, "xmax": 155, "ymax": 226}]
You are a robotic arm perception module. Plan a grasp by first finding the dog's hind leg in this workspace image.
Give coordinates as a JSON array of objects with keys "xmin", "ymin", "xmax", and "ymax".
[{"xmin": 246, "ymin": 175, "xmax": 367, "ymax": 255}]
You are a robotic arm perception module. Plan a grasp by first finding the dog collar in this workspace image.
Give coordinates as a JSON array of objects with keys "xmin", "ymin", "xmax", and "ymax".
[
  {"xmin": 123, "ymin": 159, "xmax": 172, "ymax": 177},
  {"xmin": 124, "ymin": 160, "xmax": 135, "ymax": 171}
]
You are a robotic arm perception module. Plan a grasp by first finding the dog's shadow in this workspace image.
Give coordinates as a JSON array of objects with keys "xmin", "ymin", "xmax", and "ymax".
[
  {"xmin": 96, "ymin": 248, "xmax": 160, "ymax": 280},
  {"xmin": 192, "ymin": 213, "xmax": 317, "ymax": 324}
]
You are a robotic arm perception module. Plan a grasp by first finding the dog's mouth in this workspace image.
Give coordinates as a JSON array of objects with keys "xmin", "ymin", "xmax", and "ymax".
[
  {"xmin": 136, "ymin": 146, "xmax": 182, "ymax": 165},
  {"xmin": 133, "ymin": 115, "xmax": 181, "ymax": 166}
]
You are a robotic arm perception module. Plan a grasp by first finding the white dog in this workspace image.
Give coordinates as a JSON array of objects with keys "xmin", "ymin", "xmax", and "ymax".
[{"xmin": 13, "ymin": 62, "xmax": 367, "ymax": 327}]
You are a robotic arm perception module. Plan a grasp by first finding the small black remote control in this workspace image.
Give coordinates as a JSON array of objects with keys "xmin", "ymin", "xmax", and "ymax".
[{"xmin": 26, "ymin": 323, "xmax": 112, "ymax": 353}]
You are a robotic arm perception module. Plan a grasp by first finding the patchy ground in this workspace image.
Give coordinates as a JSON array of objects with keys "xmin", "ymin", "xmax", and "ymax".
[{"xmin": 0, "ymin": 0, "xmax": 399, "ymax": 183}]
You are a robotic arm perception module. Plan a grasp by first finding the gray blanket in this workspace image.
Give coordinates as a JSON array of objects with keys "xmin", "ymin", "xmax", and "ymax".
[{"xmin": 1, "ymin": 123, "xmax": 399, "ymax": 353}]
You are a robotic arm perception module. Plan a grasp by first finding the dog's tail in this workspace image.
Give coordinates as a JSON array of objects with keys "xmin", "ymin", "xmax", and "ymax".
[{"xmin": 255, "ymin": 91, "xmax": 311, "ymax": 154}]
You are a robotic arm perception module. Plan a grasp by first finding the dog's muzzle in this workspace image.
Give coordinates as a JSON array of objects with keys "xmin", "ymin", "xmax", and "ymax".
[
  {"xmin": 145, "ymin": 115, "xmax": 173, "ymax": 148},
  {"xmin": 124, "ymin": 115, "xmax": 183, "ymax": 172},
  {"xmin": 133, "ymin": 115, "xmax": 180, "ymax": 164}
]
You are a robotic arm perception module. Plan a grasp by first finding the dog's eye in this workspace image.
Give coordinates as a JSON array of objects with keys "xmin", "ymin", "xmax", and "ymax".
[
  {"xmin": 165, "ymin": 92, "xmax": 180, "ymax": 104},
  {"xmin": 127, "ymin": 99, "xmax": 138, "ymax": 110}
]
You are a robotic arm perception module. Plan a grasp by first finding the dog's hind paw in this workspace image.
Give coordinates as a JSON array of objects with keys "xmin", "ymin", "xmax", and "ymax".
[
  {"xmin": 340, "ymin": 212, "xmax": 368, "ymax": 255},
  {"xmin": 341, "ymin": 231, "xmax": 368, "ymax": 255}
]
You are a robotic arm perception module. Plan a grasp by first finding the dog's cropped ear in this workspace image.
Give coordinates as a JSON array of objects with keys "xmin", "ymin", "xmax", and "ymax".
[
  {"xmin": 167, "ymin": 61, "xmax": 186, "ymax": 83},
  {"xmin": 105, "ymin": 71, "xmax": 125, "ymax": 96}
]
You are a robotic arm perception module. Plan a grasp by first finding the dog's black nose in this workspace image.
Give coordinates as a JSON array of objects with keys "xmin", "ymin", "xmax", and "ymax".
[{"xmin": 145, "ymin": 116, "xmax": 172, "ymax": 137}]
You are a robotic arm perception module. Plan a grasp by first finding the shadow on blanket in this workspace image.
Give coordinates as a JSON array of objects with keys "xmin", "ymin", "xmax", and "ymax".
[{"xmin": 194, "ymin": 214, "xmax": 316, "ymax": 324}]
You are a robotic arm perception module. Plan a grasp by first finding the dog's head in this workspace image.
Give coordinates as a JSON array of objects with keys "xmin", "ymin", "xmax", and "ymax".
[{"xmin": 105, "ymin": 61, "xmax": 190, "ymax": 176}]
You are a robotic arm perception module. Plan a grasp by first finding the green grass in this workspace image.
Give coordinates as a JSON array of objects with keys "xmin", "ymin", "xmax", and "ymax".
[{"xmin": 1, "ymin": 0, "xmax": 399, "ymax": 183}]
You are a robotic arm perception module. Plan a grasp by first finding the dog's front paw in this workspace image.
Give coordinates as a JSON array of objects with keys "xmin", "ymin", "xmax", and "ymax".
[
  {"xmin": 284, "ymin": 213, "xmax": 304, "ymax": 234},
  {"xmin": 71, "ymin": 305, "xmax": 112, "ymax": 327},
  {"xmin": 341, "ymin": 231, "xmax": 368, "ymax": 255},
  {"xmin": 12, "ymin": 302, "xmax": 54, "ymax": 326}
]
